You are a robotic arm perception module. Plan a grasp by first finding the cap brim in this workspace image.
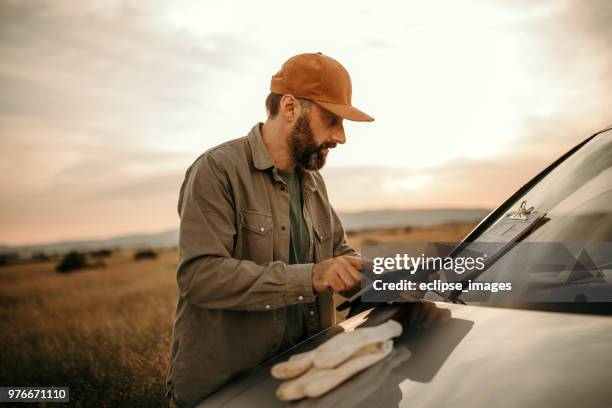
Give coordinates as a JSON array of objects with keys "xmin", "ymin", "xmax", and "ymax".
[{"xmin": 313, "ymin": 100, "xmax": 374, "ymax": 122}]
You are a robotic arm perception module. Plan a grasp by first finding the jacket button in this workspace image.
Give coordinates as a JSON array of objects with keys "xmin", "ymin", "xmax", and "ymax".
[
  {"xmin": 281, "ymin": 226, "xmax": 286, "ymax": 231},
  {"xmin": 265, "ymin": 304, "xmax": 271, "ymax": 309},
  {"xmin": 298, "ymin": 295, "xmax": 304, "ymax": 301},
  {"xmin": 260, "ymin": 227, "xmax": 265, "ymax": 232},
  {"xmin": 309, "ymin": 310, "xmax": 315, "ymax": 316}
]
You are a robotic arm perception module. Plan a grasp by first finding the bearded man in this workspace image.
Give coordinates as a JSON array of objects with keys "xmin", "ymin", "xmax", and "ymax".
[{"xmin": 165, "ymin": 52, "xmax": 375, "ymax": 408}]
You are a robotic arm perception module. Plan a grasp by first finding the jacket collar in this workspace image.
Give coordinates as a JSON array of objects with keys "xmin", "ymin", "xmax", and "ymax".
[
  {"xmin": 297, "ymin": 166, "xmax": 318, "ymax": 193},
  {"xmin": 247, "ymin": 123, "xmax": 318, "ymax": 193},
  {"xmin": 247, "ymin": 123, "xmax": 275, "ymax": 170}
]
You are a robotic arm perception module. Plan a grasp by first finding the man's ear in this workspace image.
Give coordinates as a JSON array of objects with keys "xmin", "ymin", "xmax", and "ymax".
[{"xmin": 279, "ymin": 94, "xmax": 299, "ymax": 123}]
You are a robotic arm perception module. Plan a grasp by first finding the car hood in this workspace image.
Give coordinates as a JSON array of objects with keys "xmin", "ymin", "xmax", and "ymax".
[{"xmin": 197, "ymin": 302, "xmax": 612, "ymax": 408}]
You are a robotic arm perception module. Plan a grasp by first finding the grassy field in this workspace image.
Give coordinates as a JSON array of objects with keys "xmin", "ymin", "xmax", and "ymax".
[{"xmin": 0, "ymin": 223, "xmax": 476, "ymax": 407}]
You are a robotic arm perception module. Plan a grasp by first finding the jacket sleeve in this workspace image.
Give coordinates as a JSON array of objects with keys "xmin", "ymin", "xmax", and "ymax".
[{"xmin": 176, "ymin": 154, "xmax": 316, "ymax": 311}]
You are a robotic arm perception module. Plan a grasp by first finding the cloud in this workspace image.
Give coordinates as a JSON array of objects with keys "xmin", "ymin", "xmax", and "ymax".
[
  {"xmin": 322, "ymin": 152, "xmax": 543, "ymax": 212},
  {"xmin": 324, "ymin": 98, "xmax": 611, "ymax": 212},
  {"xmin": 0, "ymin": 0, "xmax": 611, "ymax": 245},
  {"xmin": 0, "ymin": 1, "xmax": 253, "ymax": 244},
  {"xmin": 0, "ymin": 120, "xmax": 194, "ymax": 244},
  {"xmin": 0, "ymin": 0, "xmax": 250, "ymax": 147}
]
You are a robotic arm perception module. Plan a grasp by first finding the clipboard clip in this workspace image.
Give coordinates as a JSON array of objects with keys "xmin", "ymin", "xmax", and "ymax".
[{"xmin": 507, "ymin": 200, "xmax": 535, "ymax": 220}]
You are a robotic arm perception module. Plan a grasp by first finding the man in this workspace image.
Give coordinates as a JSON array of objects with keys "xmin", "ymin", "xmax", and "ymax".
[{"xmin": 165, "ymin": 52, "xmax": 374, "ymax": 408}]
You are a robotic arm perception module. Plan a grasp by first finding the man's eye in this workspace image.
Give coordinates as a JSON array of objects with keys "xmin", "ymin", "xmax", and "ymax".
[{"xmin": 328, "ymin": 117, "xmax": 338, "ymax": 127}]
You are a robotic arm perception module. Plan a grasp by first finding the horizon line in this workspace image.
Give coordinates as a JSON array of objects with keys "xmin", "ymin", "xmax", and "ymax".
[{"xmin": 0, "ymin": 207, "xmax": 492, "ymax": 249}]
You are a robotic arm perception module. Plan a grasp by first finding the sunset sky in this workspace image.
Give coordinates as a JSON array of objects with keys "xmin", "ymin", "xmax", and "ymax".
[{"xmin": 1, "ymin": 0, "xmax": 611, "ymax": 245}]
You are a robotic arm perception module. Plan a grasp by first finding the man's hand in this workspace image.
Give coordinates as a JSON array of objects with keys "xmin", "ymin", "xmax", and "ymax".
[
  {"xmin": 406, "ymin": 300, "xmax": 451, "ymax": 329},
  {"xmin": 398, "ymin": 272, "xmax": 451, "ymax": 328},
  {"xmin": 398, "ymin": 271, "xmax": 440, "ymax": 301},
  {"xmin": 312, "ymin": 256, "xmax": 362, "ymax": 293}
]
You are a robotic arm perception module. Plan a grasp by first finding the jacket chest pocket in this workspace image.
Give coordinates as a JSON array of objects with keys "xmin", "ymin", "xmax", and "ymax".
[
  {"xmin": 239, "ymin": 210, "xmax": 274, "ymax": 264},
  {"xmin": 313, "ymin": 221, "xmax": 333, "ymax": 261}
]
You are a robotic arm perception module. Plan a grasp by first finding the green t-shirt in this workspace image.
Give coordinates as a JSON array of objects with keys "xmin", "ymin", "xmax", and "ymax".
[{"xmin": 277, "ymin": 168, "xmax": 310, "ymax": 351}]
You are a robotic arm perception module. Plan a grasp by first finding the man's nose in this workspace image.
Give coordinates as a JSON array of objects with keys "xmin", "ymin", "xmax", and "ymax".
[{"xmin": 330, "ymin": 124, "xmax": 346, "ymax": 145}]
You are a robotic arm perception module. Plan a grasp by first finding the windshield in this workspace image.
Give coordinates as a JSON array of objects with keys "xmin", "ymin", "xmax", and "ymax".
[{"xmin": 456, "ymin": 129, "xmax": 612, "ymax": 306}]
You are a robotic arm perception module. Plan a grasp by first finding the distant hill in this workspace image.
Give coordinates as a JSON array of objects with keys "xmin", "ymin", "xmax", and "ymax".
[
  {"xmin": 0, "ymin": 229, "xmax": 179, "ymax": 257},
  {"xmin": 1, "ymin": 208, "xmax": 490, "ymax": 256},
  {"xmin": 340, "ymin": 208, "xmax": 490, "ymax": 232}
]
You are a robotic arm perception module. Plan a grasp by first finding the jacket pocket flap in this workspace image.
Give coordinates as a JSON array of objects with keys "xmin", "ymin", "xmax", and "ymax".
[
  {"xmin": 314, "ymin": 221, "xmax": 332, "ymax": 242},
  {"xmin": 240, "ymin": 210, "xmax": 273, "ymax": 235}
]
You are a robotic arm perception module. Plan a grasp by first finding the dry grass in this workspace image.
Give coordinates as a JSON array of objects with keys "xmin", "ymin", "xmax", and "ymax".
[
  {"xmin": 345, "ymin": 222, "xmax": 478, "ymax": 248},
  {"xmin": 0, "ymin": 249, "xmax": 178, "ymax": 407},
  {"xmin": 0, "ymin": 223, "xmax": 476, "ymax": 406}
]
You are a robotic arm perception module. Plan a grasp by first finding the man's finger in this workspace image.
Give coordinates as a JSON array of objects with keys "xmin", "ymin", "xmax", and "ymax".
[
  {"xmin": 344, "ymin": 267, "xmax": 362, "ymax": 288},
  {"xmin": 335, "ymin": 268, "xmax": 355, "ymax": 289},
  {"xmin": 345, "ymin": 265, "xmax": 362, "ymax": 283},
  {"xmin": 327, "ymin": 273, "xmax": 345, "ymax": 292},
  {"xmin": 343, "ymin": 256, "xmax": 362, "ymax": 270}
]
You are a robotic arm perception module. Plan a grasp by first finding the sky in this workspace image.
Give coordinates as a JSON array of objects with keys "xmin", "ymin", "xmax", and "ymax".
[{"xmin": 0, "ymin": 0, "xmax": 611, "ymax": 245}]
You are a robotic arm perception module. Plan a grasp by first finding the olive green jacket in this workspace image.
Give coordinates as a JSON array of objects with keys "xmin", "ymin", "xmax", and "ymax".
[{"xmin": 165, "ymin": 123, "xmax": 358, "ymax": 408}]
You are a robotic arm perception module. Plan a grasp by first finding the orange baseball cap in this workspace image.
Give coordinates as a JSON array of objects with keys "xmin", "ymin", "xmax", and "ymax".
[{"xmin": 270, "ymin": 52, "xmax": 374, "ymax": 122}]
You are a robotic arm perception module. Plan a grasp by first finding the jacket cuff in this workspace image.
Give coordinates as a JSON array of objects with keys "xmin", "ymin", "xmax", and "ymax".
[{"xmin": 285, "ymin": 263, "xmax": 316, "ymax": 304}]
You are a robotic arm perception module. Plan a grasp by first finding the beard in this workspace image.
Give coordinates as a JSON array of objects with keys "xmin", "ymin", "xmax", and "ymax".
[{"xmin": 288, "ymin": 112, "xmax": 336, "ymax": 171}]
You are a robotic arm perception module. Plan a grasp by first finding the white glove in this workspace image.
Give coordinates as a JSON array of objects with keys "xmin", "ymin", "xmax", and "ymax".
[
  {"xmin": 271, "ymin": 320, "xmax": 402, "ymax": 380},
  {"xmin": 276, "ymin": 340, "xmax": 395, "ymax": 400},
  {"xmin": 271, "ymin": 349, "xmax": 316, "ymax": 380},
  {"xmin": 313, "ymin": 320, "xmax": 402, "ymax": 369},
  {"xmin": 271, "ymin": 320, "xmax": 405, "ymax": 401}
]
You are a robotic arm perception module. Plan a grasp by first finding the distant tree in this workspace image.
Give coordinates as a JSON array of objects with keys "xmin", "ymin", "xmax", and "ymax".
[
  {"xmin": 56, "ymin": 251, "xmax": 87, "ymax": 273},
  {"xmin": 0, "ymin": 252, "xmax": 19, "ymax": 267},
  {"xmin": 90, "ymin": 249, "xmax": 112, "ymax": 258},
  {"xmin": 32, "ymin": 252, "xmax": 50, "ymax": 262},
  {"xmin": 133, "ymin": 249, "xmax": 158, "ymax": 261}
]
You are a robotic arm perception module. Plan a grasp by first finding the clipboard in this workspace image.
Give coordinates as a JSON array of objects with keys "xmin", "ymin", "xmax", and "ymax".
[
  {"xmin": 337, "ymin": 201, "xmax": 547, "ymax": 311},
  {"xmin": 442, "ymin": 204, "xmax": 546, "ymax": 284},
  {"xmin": 480, "ymin": 201, "xmax": 546, "ymax": 242}
]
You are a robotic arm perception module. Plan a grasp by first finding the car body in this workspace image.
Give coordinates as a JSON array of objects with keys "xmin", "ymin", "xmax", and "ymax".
[{"xmin": 196, "ymin": 126, "xmax": 612, "ymax": 408}]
